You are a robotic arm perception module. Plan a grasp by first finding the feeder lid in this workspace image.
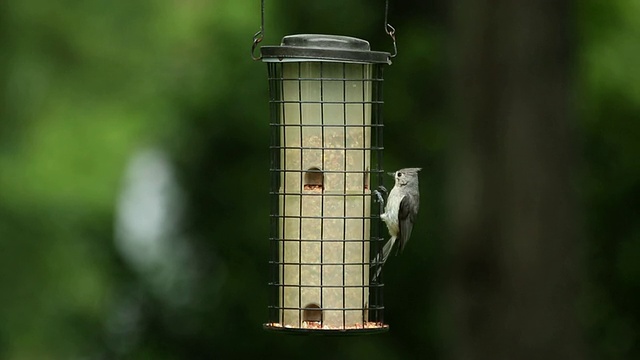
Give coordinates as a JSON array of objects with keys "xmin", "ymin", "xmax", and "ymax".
[{"xmin": 261, "ymin": 34, "xmax": 391, "ymax": 64}]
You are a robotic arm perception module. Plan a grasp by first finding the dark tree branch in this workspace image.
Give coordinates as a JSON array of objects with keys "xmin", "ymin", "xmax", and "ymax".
[{"xmin": 447, "ymin": 1, "xmax": 585, "ymax": 359}]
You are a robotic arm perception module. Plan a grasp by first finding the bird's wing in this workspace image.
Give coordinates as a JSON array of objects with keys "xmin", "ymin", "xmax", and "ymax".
[{"xmin": 397, "ymin": 194, "xmax": 418, "ymax": 254}]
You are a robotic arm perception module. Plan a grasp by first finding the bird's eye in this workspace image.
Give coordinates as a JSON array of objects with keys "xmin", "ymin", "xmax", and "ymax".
[{"xmin": 397, "ymin": 172, "xmax": 403, "ymax": 177}]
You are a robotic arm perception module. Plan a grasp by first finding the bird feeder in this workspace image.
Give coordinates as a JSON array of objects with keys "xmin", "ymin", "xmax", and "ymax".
[{"xmin": 253, "ymin": 3, "xmax": 395, "ymax": 335}]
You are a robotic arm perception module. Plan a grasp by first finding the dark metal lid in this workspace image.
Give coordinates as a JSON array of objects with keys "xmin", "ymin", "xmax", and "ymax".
[{"xmin": 261, "ymin": 34, "xmax": 391, "ymax": 65}]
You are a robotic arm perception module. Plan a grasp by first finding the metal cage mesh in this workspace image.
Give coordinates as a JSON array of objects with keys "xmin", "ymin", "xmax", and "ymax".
[{"xmin": 264, "ymin": 61, "xmax": 387, "ymax": 334}]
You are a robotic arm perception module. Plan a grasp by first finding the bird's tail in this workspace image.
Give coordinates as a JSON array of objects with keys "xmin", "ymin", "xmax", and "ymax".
[{"xmin": 371, "ymin": 237, "xmax": 396, "ymax": 282}]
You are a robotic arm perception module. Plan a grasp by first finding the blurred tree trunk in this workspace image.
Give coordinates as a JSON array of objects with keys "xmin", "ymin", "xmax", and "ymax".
[{"xmin": 447, "ymin": 1, "xmax": 585, "ymax": 359}]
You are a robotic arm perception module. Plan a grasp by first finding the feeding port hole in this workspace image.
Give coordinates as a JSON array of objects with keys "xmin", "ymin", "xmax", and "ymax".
[{"xmin": 304, "ymin": 167, "xmax": 324, "ymax": 191}]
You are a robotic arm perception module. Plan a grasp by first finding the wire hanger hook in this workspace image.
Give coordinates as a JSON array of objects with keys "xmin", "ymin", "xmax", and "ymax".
[
  {"xmin": 251, "ymin": 0, "xmax": 265, "ymax": 60},
  {"xmin": 251, "ymin": 0, "xmax": 397, "ymax": 60}
]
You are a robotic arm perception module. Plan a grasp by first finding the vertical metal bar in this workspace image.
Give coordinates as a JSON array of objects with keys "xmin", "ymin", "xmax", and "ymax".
[
  {"xmin": 268, "ymin": 63, "xmax": 274, "ymax": 324},
  {"xmin": 370, "ymin": 66, "xmax": 377, "ymax": 322},
  {"xmin": 341, "ymin": 62, "xmax": 347, "ymax": 329},
  {"xmin": 369, "ymin": 64, "xmax": 385, "ymax": 324},
  {"xmin": 274, "ymin": 63, "xmax": 283, "ymax": 325},
  {"xmin": 319, "ymin": 62, "xmax": 325, "ymax": 327},
  {"xmin": 360, "ymin": 63, "xmax": 367, "ymax": 325},
  {"xmin": 376, "ymin": 64, "xmax": 385, "ymax": 324},
  {"xmin": 297, "ymin": 62, "xmax": 303, "ymax": 327},
  {"xmin": 280, "ymin": 63, "xmax": 288, "ymax": 326},
  {"xmin": 267, "ymin": 64, "xmax": 272, "ymax": 324}
]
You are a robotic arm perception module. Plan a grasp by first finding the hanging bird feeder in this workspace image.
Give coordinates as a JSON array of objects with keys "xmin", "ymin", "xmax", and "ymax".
[{"xmin": 253, "ymin": 0, "xmax": 396, "ymax": 334}]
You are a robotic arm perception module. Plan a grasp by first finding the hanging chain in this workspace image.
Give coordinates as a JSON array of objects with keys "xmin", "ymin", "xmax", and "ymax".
[
  {"xmin": 251, "ymin": 0, "xmax": 265, "ymax": 60},
  {"xmin": 385, "ymin": 0, "xmax": 397, "ymax": 58},
  {"xmin": 251, "ymin": 0, "xmax": 397, "ymax": 60}
]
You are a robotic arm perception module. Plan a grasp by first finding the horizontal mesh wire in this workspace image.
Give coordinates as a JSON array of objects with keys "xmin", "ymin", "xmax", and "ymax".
[{"xmin": 265, "ymin": 61, "xmax": 387, "ymax": 333}]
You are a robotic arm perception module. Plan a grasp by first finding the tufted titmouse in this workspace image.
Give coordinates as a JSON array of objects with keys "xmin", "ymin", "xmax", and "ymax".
[{"xmin": 372, "ymin": 168, "xmax": 421, "ymax": 282}]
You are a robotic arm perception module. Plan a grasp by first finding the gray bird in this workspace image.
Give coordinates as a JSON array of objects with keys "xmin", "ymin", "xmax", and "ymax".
[{"xmin": 372, "ymin": 167, "xmax": 421, "ymax": 281}]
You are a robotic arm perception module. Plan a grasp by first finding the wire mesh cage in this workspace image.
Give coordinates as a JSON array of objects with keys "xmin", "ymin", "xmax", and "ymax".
[{"xmin": 261, "ymin": 35, "xmax": 390, "ymax": 334}]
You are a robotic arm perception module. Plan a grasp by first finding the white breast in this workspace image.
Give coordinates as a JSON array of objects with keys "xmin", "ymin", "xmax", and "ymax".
[{"xmin": 381, "ymin": 189, "xmax": 404, "ymax": 237}]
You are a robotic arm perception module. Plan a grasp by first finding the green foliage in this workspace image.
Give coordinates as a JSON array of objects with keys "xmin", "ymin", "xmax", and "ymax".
[
  {"xmin": 0, "ymin": 0, "xmax": 638, "ymax": 359},
  {"xmin": 578, "ymin": 1, "xmax": 640, "ymax": 358}
]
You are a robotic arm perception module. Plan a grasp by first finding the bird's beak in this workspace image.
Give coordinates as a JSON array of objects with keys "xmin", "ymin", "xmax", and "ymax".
[{"xmin": 387, "ymin": 172, "xmax": 395, "ymax": 176}]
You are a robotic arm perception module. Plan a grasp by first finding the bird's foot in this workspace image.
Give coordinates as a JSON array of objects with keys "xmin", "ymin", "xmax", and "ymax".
[
  {"xmin": 373, "ymin": 185, "xmax": 387, "ymax": 214},
  {"xmin": 373, "ymin": 185, "xmax": 387, "ymax": 202},
  {"xmin": 373, "ymin": 189, "xmax": 384, "ymax": 204}
]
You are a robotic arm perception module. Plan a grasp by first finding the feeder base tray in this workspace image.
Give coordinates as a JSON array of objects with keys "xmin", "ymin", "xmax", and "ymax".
[{"xmin": 263, "ymin": 322, "xmax": 389, "ymax": 335}]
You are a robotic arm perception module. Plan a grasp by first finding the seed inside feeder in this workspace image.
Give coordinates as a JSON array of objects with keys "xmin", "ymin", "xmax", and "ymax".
[{"xmin": 278, "ymin": 61, "xmax": 373, "ymax": 330}]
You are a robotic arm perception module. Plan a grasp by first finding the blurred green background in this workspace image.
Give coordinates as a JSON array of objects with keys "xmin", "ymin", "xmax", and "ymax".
[{"xmin": 0, "ymin": 0, "xmax": 638, "ymax": 359}]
